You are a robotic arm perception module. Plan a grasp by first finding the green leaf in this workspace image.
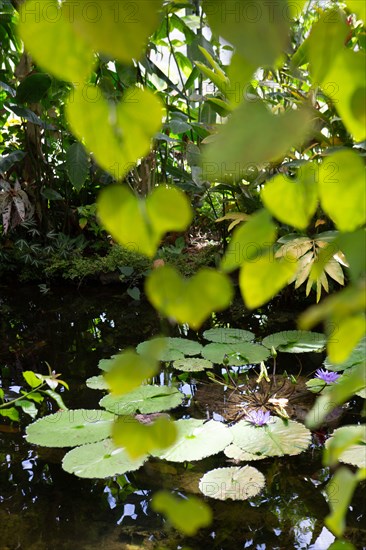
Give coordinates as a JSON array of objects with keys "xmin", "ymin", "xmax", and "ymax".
[
  {"xmin": 198, "ymin": 465, "xmax": 265, "ymax": 501},
  {"xmin": 239, "ymin": 255, "xmax": 297, "ymax": 309},
  {"xmin": 68, "ymin": 0, "xmax": 163, "ymax": 63},
  {"xmin": 346, "ymin": 0, "xmax": 366, "ymax": 21},
  {"xmin": 26, "ymin": 409, "xmax": 114, "ymax": 447},
  {"xmin": 86, "ymin": 375, "xmax": 109, "ymax": 390},
  {"xmin": 98, "ymin": 185, "xmax": 192, "ymax": 258},
  {"xmin": 18, "ymin": 0, "xmax": 94, "ymax": 82},
  {"xmin": 230, "ymin": 417, "xmax": 312, "ymax": 457},
  {"xmin": 202, "ymin": 342, "xmax": 269, "ymax": 365},
  {"xmin": 327, "ymin": 314, "xmax": 366, "ymax": 364},
  {"xmin": 328, "ymin": 541, "xmax": 356, "ymax": 550},
  {"xmin": 0, "ymin": 388, "xmax": 4, "ymax": 402},
  {"xmin": 324, "ymin": 425, "xmax": 366, "ymax": 468},
  {"xmin": 0, "ymin": 407, "xmax": 20, "ymax": 422},
  {"xmin": 172, "ymin": 358, "xmax": 213, "ymax": 372},
  {"xmin": 221, "ymin": 210, "xmax": 277, "ymax": 272},
  {"xmin": 152, "ymin": 491, "xmax": 212, "ymax": 535},
  {"xmin": 137, "ymin": 336, "xmax": 202, "ymax": 362},
  {"xmin": 15, "ymin": 399, "xmax": 38, "ymax": 419},
  {"xmin": 151, "ymin": 419, "xmax": 233, "ymax": 462},
  {"xmin": 262, "ymin": 330, "xmax": 326, "ymax": 353},
  {"xmin": 100, "ymin": 385, "xmax": 184, "ymax": 415},
  {"xmin": 0, "ymin": 151, "xmax": 26, "ymax": 174},
  {"xmin": 67, "ymin": 86, "xmax": 164, "ymax": 178},
  {"xmin": 203, "ymin": 327, "xmax": 255, "ymax": 344},
  {"xmin": 324, "ymin": 338, "xmax": 366, "ymax": 372},
  {"xmin": 62, "ymin": 438, "xmax": 147, "ymax": 479},
  {"xmin": 112, "ymin": 415, "xmax": 177, "ymax": 458},
  {"xmin": 203, "ymin": 0, "xmax": 289, "ymax": 67},
  {"xmin": 325, "ymin": 468, "xmax": 359, "ymax": 538},
  {"xmin": 66, "ymin": 142, "xmax": 89, "ymax": 191},
  {"xmin": 261, "ymin": 163, "xmax": 318, "ymax": 230},
  {"xmin": 145, "ymin": 266, "xmax": 233, "ymax": 330},
  {"xmin": 318, "ymin": 151, "xmax": 366, "ymax": 232},
  {"xmin": 41, "ymin": 188, "xmax": 63, "ymax": 201},
  {"xmin": 203, "ymin": 101, "xmax": 312, "ymax": 181},
  {"xmin": 337, "ymin": 229, "xmax": 366, "ymax": 283},
  {"xmin": 16, "ymin": 73, "xmax": 52, "ymax": 103},
  {"xmin": 43, "ymin": 389, "xmax": 69, "ymax": 411},
  {"xmin": 224, "ymin": 444, "xmax": 267, "ymax": 462},
  {"xmin": 23, "ymin": 370, "xmax": 42, "ymax": 389},
  {"xmin": 104, "ymin": 349, "xmax": 160, "ymax": 396}
]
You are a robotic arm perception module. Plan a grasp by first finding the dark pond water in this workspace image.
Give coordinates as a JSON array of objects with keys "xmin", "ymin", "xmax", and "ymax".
[{"xmin": 0, "ymin": 284, "xmax": 365, "ymax": 550}]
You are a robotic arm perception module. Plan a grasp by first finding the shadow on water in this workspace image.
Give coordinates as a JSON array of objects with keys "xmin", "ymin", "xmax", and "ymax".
[{"xmin": 0, "ymin": 285, "xmax": 365, "ymax": 550}]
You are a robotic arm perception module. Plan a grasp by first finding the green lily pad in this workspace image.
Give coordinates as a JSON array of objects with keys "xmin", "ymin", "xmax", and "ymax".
[
  {"xmin": 224, "ymin": 444, "xmax": 267, "ymax": 462},
  {"xmin": 202, "ymin": 342, "xmax": 269, "ymax": 365},
  {"xmin": 198, "ymin": 466, "xmax": 265, "ymax": 500},
  {"xmin": 100, "ymin": 385, "xmax": 184, "ymax": 415},
  {"xmin": 151, "ymin": 419, "xmax": 232, "ymax": 462},
  {"xmin": 86, "ymin": 375, "xmax": 108, "ymax": 390},
  {"xmin": 98, "ymin": 354, "xmax": 119, "ymax": 372},
  {"xmin": 356, "ymin": 388, "xmax": 366, "ymax": 399},
  {"xmin": 26, "ymin": 410, "xmax": 114, "ymax": 447},
  {"xmin": 229, "ymin": 417, "xmax": 311, "ymax": 457},
  {"xmin": 62, "ymin": 438, "xmax": 147, "ymax": 479},
  {"xmin": 325, "ymin": 425, "xmax": 366, "ymax": 468},
  {"xmin": 262, "ymin": 330, "xmax": 326, "ymax": 353},
  {"xmin": 324, "ymin": 338, "xmax": 366, "ymax": 371},
  {"xmin": 137, "ymin": 337, "xmax": 202, "ymax": 362},
  {"xmin": 202, "ymin": 328, "xmax": 255, "ymax": 344},
  {"xmin": 172, "ymin": 358, "xmax": 213, "ymax": 372}
]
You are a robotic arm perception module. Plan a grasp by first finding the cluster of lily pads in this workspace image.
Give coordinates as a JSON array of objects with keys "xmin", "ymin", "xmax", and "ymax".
[{"xmin": 25, "ymin": 329, "xmax": 366, "ymax": 501}]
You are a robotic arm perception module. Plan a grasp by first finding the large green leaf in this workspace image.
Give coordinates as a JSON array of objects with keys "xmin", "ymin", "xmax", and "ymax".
[
  {"xmin": 261, "ymin": 163, "xmax": 318, "ymax": 230},
  {"xmin": 67, "ymin": 86, "xmax": 164, "ymax": 178},
  {"xmin": 203, "ymin": 0, "xmax": 289, "ymax": 67},
  {"xmin": 221, "ymin": 210, "xmax": 277, "ymax": 272},
  {"xmin": 98, "ymin": 185, "xmax": 192, "ymax": 258},
  {"xmin": 203, "ymin": 327, "xmax": 255, "ymax": 344},
  {"xmin": 18, "ymin": 0, "xmax": 94, "ymax": 82},
  {"xmin": 151, "ymin": 419, "xmax": 232, "ymax": 462},
  {"xmin": 318, "ymin": 151, "xmax": 366, "ymax": 232},
  {"xmin": 239, "ymin": 255, "xmax": 297, "ymax": 309},
  {"xmin": 202, "ymin": 342, "xmax": 269, "ymax": 365},
  {"xmin": 26, "ymin": 409, "xmax": 114, "ymax": 447},
  {"xmin": 230, "ymin": 417, "xmax": 312, "ymax": 457},
  {"xmin": 324, "ymin": 338, "xmax": 366, "ymax": 372},
  {"xmin": 346, "ymin": 0, "xmax": 366, "ymax": 21},
  {"xmin": 198, "ymin": 465, "xmax": 265, "ymax": 501},
  {"xmin": 62, "ymin": 438, "xmax": 147, "ymax": 479},
  {"xmin": 66, "ymin": 142, "xmax": 89, "ymax": 191},
  {"xmin": 203, "ymin": 101, "xmax": 312, "ymax": 181},
  {"xmin": 152, "ymin": 491, "xmax": 212, "ymax": 536},
  {"xmin": 326, "ymin": 314, "xmax": 366, "ymax": 365},
  {"xmin": 146, "ymin": 266, "xmax": 233, "ymax": 329},
  {"xmin": 324, "ymin": 425, "xmax": 366, "ymax": 468},
  {"xmin": 137, "ymin": 337, "xmax": 202, "ymax": 362},
  {"xmin": 68, "ymin": 0, "xmax": 163, "ymax": 63},
  {"xmin": 262, "ymin": 330, "xmax": 326, "ymax": 353},
  {"xmin": 100, "ymin": 385, "xmax": 184, "ymax": 415}
]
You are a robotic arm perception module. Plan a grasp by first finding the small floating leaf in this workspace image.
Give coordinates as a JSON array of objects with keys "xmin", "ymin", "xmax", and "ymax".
[
  {"xmin": 172, "ymin": 358, "xmax": 213, "ymax": 372},
  {"xmin": 202, "ymin": 342, "xmax": 269, "ymax": 365},
  {"xmin": 62, "ymin": 438, "xmax": 147, "ymax": 479},
  {"xmin": 152, "ymin": 491, "xmax": 212, "ymax": 535},
  {"xmin": 100, "ymin": 385, "xmax": 184, "ymax": 415},
  {"xmin": 202, "ymin": 327, "xmax": 255, "ymax": 344},
  {"xmin": 224, "ymin": 444, "xmax": 267, "ymax": 462},
  {"xmin": 86, "ymin": 375, "xmax": 108, "ymax": 390},
  {"xmin": 262, "ymin": 330, "xmax": 326, "ymax": 353},
  {"xmin": 230, "ymin": 417, "xmax": 311, "ymax": 457},
  {"xmin": 199, "ymin": 466, "xmax": 265, "ymax": 501},
  {"xmin": 26, "ymin": 410, "xmax": 114, "ymax": 447},
  {"xmin": 151, "ymin": 419, "xmax": 232, "ymax": 462}
]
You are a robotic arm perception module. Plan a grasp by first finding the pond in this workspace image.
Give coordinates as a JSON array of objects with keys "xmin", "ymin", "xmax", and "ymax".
[{"xmin": 0, "ymin": 285, "xmax": 365, "ymax": 550}]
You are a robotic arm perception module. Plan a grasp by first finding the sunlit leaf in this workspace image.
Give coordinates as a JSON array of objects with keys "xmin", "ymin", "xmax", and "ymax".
[
  {"xmin": 327, "ymin": 314, "xmax": 366, "ymax": 364},
  {"xmin": 104, "ymin": 349, "xmax": 160, "ymax": 395},
  {"xmin": 324, "ymin": 425, "xmax": 366, "ymax": 468},
  {"xmin": 0, "ymin": 407, "xmax": 20, "ymax": 422},
  {"xmin": 224, "ymin": 444, "xmax": 267, "ymax": 462},
  {"xmin": 346, "ymin": 0, "xmax": 366, "ymax": 21},
  {"xmin": 324, "ymin": 338, "xmax": 366, "ymax": 372},
  {"xmin": 86, "ymin": 375, "xmax": 109, "ymax": 390},
  {"xmin": 23, "ymin": 370, "xmax": 42, "ymax": 389},
  {"xmin": 172, "ymin": 358, "xmax": 213, "ymax": 372},
  {"xmin": 325, "ymin": 468, "xmax": 358, "ymax": 538},
  {"xmin": 15, "ymin": 399, "xmax": 38, "ymax": 419},
  {"xmin": 202, "ymin": 342, "xmax": 269, "ymax": 365},
  {"xmin": 262, "ymin": 330, "xmax": 326, "ymax": 353},
  {"xmin": 152, "ymin": 491, "xmax": 212, "ymax": 535},
  {"xmin": 203, "ymin": 327, "xmax": 255, "ymax": 344},
  {"xmin": 199, "ymin": 465, "xmax": 265, "ymax": 501},
  {"xmin": 100, "ymin": 385, "xmax": 184, "ymax": 415},
  {"xmin": 137, "ymin": 337, "xmax": 202, "ymax": 362}
]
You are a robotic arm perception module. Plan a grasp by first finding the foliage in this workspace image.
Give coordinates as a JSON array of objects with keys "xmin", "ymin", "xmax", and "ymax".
[{"xmin": 198, "ymin": 466, "xmax": 265, "ymax": 501}]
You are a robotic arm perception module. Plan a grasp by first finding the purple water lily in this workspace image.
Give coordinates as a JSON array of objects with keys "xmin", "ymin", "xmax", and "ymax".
[
  {"xmin": 315, "ymin": 368, "xmax": 340, "ymax": 384},
  {"xmin": 244, "ymin": 409, "xmax": 271, "ymax": 427}
]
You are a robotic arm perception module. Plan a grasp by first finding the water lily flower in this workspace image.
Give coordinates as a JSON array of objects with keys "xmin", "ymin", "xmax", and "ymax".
[
  {"xmin": 315, "ymin": 368, "xmax": 340, "ymax": 384},
  {"xmin": 244, "ymin": 409, "xmax": 271, "ymax": 426}
]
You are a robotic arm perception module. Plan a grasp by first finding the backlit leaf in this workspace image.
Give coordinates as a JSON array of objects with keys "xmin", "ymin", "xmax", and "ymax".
[
  {"xmin": 100, "ymin": 385, "xmax": 184, "ymax": 415},
  {"xmin": 202, "ymin": 342, "xmax": 269, "ymax": 365},
  {"xmin": 327, "ymin": 315, "xmax": 366, "ymax": 364},
  {"xmin": 152, "ymin": 491, "xmax": 212, "ymax": 535},
  {"xmin": 324, "ymin": 425, "xmax": 366, "ymax": 468},
  {"xmin": 325, "ymin": 468, "xmax": 358, "ymax": 538},
  {"xmin": 262, "ymin": 330, "xmax": 326, "ymax": 353},
  {"xmin": 199, "ymin": 465, "xmax": 265, "ymax": 501},
  {"xmin": 104, "ymin": 349, "xmax": 160, "ymax": 395}
]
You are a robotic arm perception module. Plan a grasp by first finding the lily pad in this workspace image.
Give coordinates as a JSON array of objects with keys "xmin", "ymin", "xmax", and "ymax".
[
  {"xmin": 324, "ymin": 338, "xmax": 366, "ymax": 371},
  {"xmin": 229, "ymin": 417, "xmax": 311, "ymax": 457},
  {"xmin": 137, "ymin": 337, "xmax": 202, "ymax": 362},
  {"xmin": 86, "ymin": 375, "xmax": 108, "ymax": 390},
  {"xmin": 151, "ymin": 419, "xmax": 232, "ymax": 462},
  {"xmin": 172, "ymin": 358, "xmax": 213, "ymax": 372},
  {"xmin": 224, "ymin": 444, "xmax": 267, "ymax": 462},
  {"xmin": 202, "ymin": 342, "xmax": 269, "ymax": 365},
  {"xmin": 325, "ymin": 425, "xmax": 366, "ymax": 468},
  {"xmin": 198, "ymin": 466, "xmax": 265, "ymax": 500},
  {"xmin": 202, "ymin": 328, "xmax": 255, "ymax": 344},
  {"xmin": 62, "ymin": 438, "xmax": 147, "ymax": 479},
  {"xmin": 26, "ymin": 409, "xmax": 114, "ymax": 447},
  {"xmin": 100, "ymin": 385, "xmax": 184, "ymax": 415},
  {"xmin": 98, "ymin": 354, "xmax": 119, "ymax": 372},
  {"xmin": 356, "ymin": 388, "xmax": 366, "ymax": 399},
  {"xmin": 262, "ymin": 330, "xmax": 326, "ymax": 353}
]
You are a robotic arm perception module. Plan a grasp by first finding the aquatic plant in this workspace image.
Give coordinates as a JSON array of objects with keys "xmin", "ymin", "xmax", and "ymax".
[
  {"xmin": 244, "ymin": 409, "xmax": 272, "ymax": 427},
  {"xmin": 315, "ymin": 369, "xmax": 341, "ymax": 384}
]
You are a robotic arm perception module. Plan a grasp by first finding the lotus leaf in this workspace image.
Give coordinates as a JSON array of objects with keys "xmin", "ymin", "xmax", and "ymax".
[
  {"xmin": 151, "ymin": 419, "xmax": 232, "ymax": 462},
  {"xmin": 262, "ymin": 330, "xmax": 326, "ymax": 353},
  {"xmin": 86, "ymin": 375, "xmax": 108, "ymax": 390},
  {"xmin": 325, "ymin": 425, "xmax": 366, "ymax": 468},
  {"xmin": 62, "ymin": 438, "xmax": 147, "ymax": 479},
  {"xmin": 137, "ymin": 337, "xmax": 202, "ymax": 362},
  {"xmin": 100, "ymin": 385, "xmax": 184, "ymax": 415},
  {"xmin": 224, "ymin": 444, "xmax": 267, "ymax": 462},
  {"xmin": 202, "ymin": 327, "xmax": 255, "ymax": 344},
  {"xmin": 26, "ymin": 409, "xmax": 114, "ymax": 447},
  {"xmin": 202, "ymin": 342, "xmax": 269, "ymax": 365},
  {"xmin": 230, "ymin": 417, "xmax": 311, "ymax": 457},
  {"xmin": 172, "ymin": 358, "xmax": 213, "ymax": 372},
  {"xmin": 98, "ymin": 355, "xmax": 119, "ymax": 372},
  {"xmin": 199, "ymin": 466, "xmax": 265, "ymax": 500}
]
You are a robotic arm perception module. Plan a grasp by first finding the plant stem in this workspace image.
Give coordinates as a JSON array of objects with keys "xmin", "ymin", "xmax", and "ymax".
[{"xmin": 0, "ymin": 382, "xmax": 47, "ymax": 409}]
